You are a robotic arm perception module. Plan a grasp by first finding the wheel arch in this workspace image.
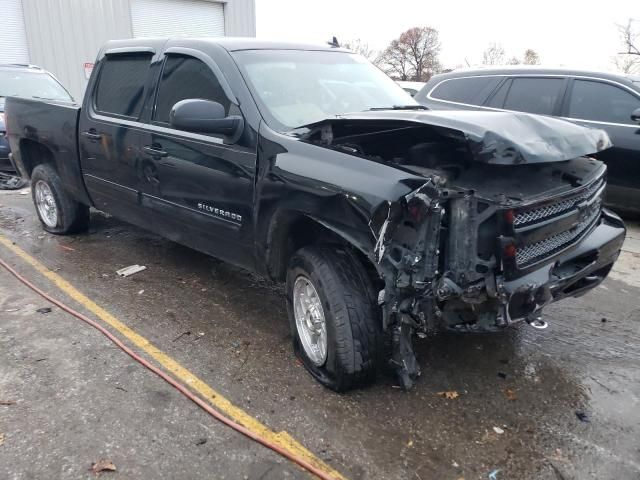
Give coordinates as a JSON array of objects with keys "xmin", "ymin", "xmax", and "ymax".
[
  {"xmin": 263, "ymin": 209, "xmax": 382, "ymax": 289},
  {"xmin": 18, "ymin": 139, "xmax": 56, "ymax": 177}
]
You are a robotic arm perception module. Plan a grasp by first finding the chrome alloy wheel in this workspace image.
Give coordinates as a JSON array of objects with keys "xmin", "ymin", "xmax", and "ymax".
[
  {"xmin": 34, "ymin": 181, "xmax": 58, "ymax": 228},
  {"xmin": 293, "ymin": 275, "xmax": 328, "ymax": 366}
]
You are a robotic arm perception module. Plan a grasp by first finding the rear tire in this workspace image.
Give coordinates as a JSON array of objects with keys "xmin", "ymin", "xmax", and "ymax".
[
  {"xmin": 31, "ymin": 164, "xmax": 89, "ymax": 234},
  {"xmin": 286, "ymin": 246, "xmax": 382, "ymax": 391}
]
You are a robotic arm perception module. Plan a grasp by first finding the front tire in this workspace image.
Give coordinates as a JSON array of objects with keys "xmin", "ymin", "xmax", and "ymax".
[
  {"xmin": 286, "ymin": 246, "xmax": 382, "ymax": 391},
  {"xmin": 31, "ymin": 164, "xmax": 89, "ymax": 234}
]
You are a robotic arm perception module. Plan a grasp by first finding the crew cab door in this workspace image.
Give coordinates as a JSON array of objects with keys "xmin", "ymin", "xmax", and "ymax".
[
  {"xmin": 137, "ymin": 51, "xmax": 256, "ymax": 268},
  {"xmin": 79, "ymin": 50, "xmax": 154, "ymax": 224},
  {"xmin": 561, "ymin": 78, "xmax": 640, "ymax": 207}
]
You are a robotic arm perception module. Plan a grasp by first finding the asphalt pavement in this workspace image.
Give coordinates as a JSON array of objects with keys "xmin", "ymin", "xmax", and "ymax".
[{"xmin": 0, "ymin": 189, "xmax": 639, "ymax": 480}]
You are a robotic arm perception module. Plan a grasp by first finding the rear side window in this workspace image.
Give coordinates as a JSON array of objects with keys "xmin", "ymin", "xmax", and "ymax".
[
  {"xmin": 154, "ymin": 55, "xmax": 231, "ymax": 124},
  {"xmin": 502, "ymin": 77, "xmax": 564, "ymax": 115},
  {"xmin": 94, "ymin": 53, "xmax": 152, "ymax": 118},
  {"xmin": 425, "ymin": 76, "xmax": 501, "ymax": 105},
  {"xmin": 568, "ymin": 80, "xmax": 640, "ymax": 124},
  {"xmin": 486, "ymin": 80, "xmax": 510, "ymax": 108}
]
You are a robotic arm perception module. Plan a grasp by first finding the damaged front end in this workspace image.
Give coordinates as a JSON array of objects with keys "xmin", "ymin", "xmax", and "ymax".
[
  {"xmin": 371, "ymin": 171, "xmax": 624, "ymax": 389},
  {"xmin": 370, "ymin": 177, "xmax": 448, "ymax": 389},
  {"xmin": 302, "ymin": 112, "xmax": 625, "ymax": 388},
  {"xmin": 301, "ymin": 110, "xmax": 625, "ymax": 389}
]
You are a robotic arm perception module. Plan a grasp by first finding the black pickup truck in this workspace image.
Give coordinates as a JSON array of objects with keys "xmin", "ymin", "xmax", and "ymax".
[{"xmin": 5, "ymin": 38, "xmax": 626, "ymax": 390}]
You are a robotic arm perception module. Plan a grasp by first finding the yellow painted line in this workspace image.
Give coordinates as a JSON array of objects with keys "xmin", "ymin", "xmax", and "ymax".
[{"xmin": 0, "ymin": 234, "xmax": 346, "ymax": 480}]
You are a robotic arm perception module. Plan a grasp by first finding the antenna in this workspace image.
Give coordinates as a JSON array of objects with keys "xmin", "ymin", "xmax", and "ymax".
[{"xmin": 327, "ymin": 36, "xmax": 340, "ymax": 48}]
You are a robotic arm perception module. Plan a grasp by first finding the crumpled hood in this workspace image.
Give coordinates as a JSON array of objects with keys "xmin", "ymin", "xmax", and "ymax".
[{"xmin": 304, "ymin": 110, "xmax": 612, "ymax": 165}]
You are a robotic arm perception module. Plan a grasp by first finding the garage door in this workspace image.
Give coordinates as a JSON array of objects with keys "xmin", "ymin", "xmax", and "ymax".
[
  {"xmin": 0, "ymin": 0, "xmax": 30, "ymax": 64},
  {"xmin": 131, "ymin": 0, "xmax": 225, "ymax": 38}
]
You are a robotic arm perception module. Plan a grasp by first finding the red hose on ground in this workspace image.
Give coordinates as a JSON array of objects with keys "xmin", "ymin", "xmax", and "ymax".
[{"xmin": 0, "ymin": 256, "xmax": 339, "ymax": 480}]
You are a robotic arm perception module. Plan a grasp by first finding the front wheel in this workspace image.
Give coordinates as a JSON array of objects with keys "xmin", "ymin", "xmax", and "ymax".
[
  {"xmin": 31, "ymin": 164, "xmax": 89, "ymax": 234},
  {"xmin": 286, "ymin": 246, "xmax": 382, "ymax": 391}
]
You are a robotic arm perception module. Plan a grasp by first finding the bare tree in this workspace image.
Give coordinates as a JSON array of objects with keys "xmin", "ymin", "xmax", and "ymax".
[
  {"xmin": 377, "ymin": 39, "xmax": 412, "ymax": 80},
  {"xmin": 343, "ymin": 38, "xmax": 377, "ymax": 62},
  {"xmin": 523, "ymin": 49, "xmax": 541, "ymax": 65},
  {"xmin": 613, "ymin": 54, "xmax": 640, "ymax": 74},
  {"xmin": 612, "ymin": 19, "xmax": 640, "ymax": 74},
  {"xmin": 506, "ymin": 56, "xmax": 521, "ymax": 65},
  {"xmin": 378, "ymin": 26, "xmax": 441, "ymax": 81},
  {"xmin": 619, "ymin": 19, "xmax": 640, "ymax": 56},
  {"xmin": 482, "ymin": 43, "xmax": 505, "ymax": 65}
]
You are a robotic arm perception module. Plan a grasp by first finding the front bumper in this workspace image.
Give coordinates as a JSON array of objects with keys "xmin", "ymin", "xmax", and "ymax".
[{"xmin": 501, "ymin": 208, "xmax": 625, "ymax": 322}]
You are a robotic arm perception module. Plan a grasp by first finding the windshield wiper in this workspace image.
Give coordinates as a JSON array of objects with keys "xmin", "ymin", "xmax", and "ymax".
[{"xmin": 367, "ymin": 105, "xmax": 428, "ymax": 111}]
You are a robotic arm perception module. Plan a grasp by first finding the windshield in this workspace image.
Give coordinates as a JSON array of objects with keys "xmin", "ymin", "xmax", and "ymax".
[
  {"xmin": 0, "ymin": 70, "xmax": 73, "ymax": 101},
  {"xmin": 232, "ymin": 50, "xmax": 416, "ymax": 131}
]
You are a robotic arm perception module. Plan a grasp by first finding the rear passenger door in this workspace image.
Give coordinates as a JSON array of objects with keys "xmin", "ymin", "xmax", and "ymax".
[
  {"xmin": 562, "ymin": 78, "xmax": 640, "ymax": 200},
  {"xmin": 137, "ymin": 52, "xmax": 256, "ymax": 269},
  {"xmin": 486, "ymin": 77, "xmax": 567, "ymax": 115},
  {"xmin": 79, "ymin": 51, "xmax": 153, "ymax": 223}
]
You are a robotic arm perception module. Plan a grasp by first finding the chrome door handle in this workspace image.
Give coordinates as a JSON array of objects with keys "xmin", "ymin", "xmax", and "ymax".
[
  {"xmin": 81, "ymin": 130, "xmax": 102, "ymax": 140},
  {"xmin": 143, "ymin": 145, "xmax": 168, "ymax": 157}
]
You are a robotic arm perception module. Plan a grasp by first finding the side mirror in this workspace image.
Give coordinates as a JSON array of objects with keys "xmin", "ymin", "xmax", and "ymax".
[
  {"xmin": 169, "ymin": 99, "xmax": 242, "ymax": 137},
  {"xmin": 631, "ymin": 107, "xmax": 640, "ymax": 123}
]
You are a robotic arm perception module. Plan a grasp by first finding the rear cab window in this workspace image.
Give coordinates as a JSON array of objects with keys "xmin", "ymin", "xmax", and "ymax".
[
  {"xmin": 421, "ymin": 76, "xmax": 502, "ymax": 106},
  {"xmin": 93, "ymin": 53, "xmax": 153, "ymax": 119}
]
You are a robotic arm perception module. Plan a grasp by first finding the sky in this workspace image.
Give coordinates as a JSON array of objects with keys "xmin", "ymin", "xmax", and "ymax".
[{"xmin": 256, "ymin": 0, "xmax": 638, "ymax": 72}]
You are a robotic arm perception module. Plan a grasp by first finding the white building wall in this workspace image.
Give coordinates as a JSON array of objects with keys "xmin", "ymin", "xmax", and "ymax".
[
  {"xmin": 21, "ymin": 0, "xmax": 256, "ymax": 100},
  {"xmin": 224, "ymin": 0, "xmax": 256, "ymax": 37},
  {"xmin": 22, "ymin": 0, "xmax": 133, "ymax": 100},
  {"xmin": 0, "ymin": 0, "xmax": 30, "ymax": 64}
]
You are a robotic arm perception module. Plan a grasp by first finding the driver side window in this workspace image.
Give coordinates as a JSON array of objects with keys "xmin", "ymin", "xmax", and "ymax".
[{"xmin": 154, "ymin": 55, "xmax": 232, "ymax": 125}]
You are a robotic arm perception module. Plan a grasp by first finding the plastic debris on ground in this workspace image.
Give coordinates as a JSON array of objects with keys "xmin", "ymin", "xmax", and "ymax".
[
  {"xmin": 116, "ymin": 265, "xmax": 147, "ymax": 277},
  {"xmin": 0, "ymin": 172, "xmax": 27, "ymax": 190},
  {"xmin": 575, "ymin": 410, "xmax": 591, "ymax": 422},
  {"xmin": 488, "ymin": 468, "xmax": 501, "ymax": 480}
]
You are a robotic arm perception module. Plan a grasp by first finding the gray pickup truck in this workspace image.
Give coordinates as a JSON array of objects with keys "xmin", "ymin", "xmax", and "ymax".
[{"xmin": 5, "ymin": 38, "xmax": 626, "ymax": 390}]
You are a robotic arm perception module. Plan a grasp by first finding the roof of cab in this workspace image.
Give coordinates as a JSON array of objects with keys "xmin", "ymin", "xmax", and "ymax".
[{"xmin": 101, "ymin": 37, "xmax": 352, "ymax": 54}]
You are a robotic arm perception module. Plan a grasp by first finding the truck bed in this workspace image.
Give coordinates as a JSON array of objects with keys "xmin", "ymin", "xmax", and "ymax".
[{"xmin": 5, "ymin": 96, "xmax": 90, "ymax": 205}]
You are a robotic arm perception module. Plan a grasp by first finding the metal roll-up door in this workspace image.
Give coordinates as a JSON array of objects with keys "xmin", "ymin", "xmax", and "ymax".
[
  {"xmin": 131, "ymin": 0, "xmax": 225, "ymax": 38},
  {"xmin": 0, "ymin": 0, "xmax": 30, "ymax": 64}
]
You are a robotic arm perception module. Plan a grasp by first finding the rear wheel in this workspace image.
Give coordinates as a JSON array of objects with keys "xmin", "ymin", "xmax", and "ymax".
[
  {"xmin": 31, "ymin": 164, "xmax": 89, "ymax": 234},
  {"xmin": 286, "ymin": 246, "xmax": 382, "ymax": 391}
]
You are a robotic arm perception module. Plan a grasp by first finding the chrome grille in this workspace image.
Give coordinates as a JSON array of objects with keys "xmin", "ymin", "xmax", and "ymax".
[
  {"xmin": 513, "ymin": 179, "xmax": 604, "ymax": 227},
  {"xmin": 515, "ymin": 198, "xmax": 601, "ymax": 267}
]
